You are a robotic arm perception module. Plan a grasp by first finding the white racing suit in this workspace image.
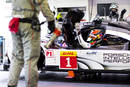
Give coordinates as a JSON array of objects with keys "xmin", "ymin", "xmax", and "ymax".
[{"xmin": 8, "ymin": 0, "xmax": 54, "ymax": 87}]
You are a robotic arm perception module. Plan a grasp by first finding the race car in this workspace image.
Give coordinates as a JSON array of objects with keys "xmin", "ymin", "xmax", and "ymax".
[
  {"xmin": 42, "ymin": 24, "xmax": 130, "ymax": 72},
  {"xmin": 39, "ymin": 9, "xmax": 130, "ymax": 79},
  {"xmin": 39, "ymin": 22, "xmax": 130, "ymax": 80}
]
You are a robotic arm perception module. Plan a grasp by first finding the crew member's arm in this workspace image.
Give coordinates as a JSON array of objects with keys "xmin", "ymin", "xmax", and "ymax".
[
  {"xmin": 39, "ymin": 0, "xmax": 54, "ymax": 21},
  {"xmin": 39, "ymin": 0, "xmax": 55, "ymax": 33}
]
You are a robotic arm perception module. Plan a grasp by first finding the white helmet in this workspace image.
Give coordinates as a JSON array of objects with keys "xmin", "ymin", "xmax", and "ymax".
[{"xmin": 109, "ymin": 3, "xmax": 119, "ymax": 10}]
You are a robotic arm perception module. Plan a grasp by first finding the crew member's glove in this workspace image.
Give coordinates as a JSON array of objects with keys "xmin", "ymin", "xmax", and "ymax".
[
  {"xmin": 121, "ymin": 9, "xmax": 127, "ymax": 15},
  {"xmin": 48, "ymin": 20, "xmax": 55, "ymax": 34}
]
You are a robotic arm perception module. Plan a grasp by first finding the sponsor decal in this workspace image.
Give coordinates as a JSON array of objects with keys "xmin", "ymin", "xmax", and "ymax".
[
  {"xmin": 60, "ymin": 51, "xmax": 78, "ymax": 69},
  {"xmin": 45, "ymin": 50, "xmax": 54, "ymax": 58},
  {"xmin": 103, "ymin": 53, "xmax": 130, "ymax": 63},
  {"xmin": 60, "ymin": 51, "xmax": 77, "ymax": 56},
  {"xmin": 86, "ymin": 51, "xmax": 97, "ymax": 55}
]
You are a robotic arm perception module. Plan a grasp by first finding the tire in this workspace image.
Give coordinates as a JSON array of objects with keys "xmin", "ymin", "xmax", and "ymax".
[
  {"xmin": 3, "ymin": 64, "xmax": 9, "ymax": 71},
  {"xmin": 37, "ymin": 47, "xmax": 45, "ymax": 71}
]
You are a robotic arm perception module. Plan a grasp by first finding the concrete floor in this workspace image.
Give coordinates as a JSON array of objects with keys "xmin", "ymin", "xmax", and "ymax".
[{"xmin": 0, "ymin": 68, "xmax": 130, "ymax": 87}]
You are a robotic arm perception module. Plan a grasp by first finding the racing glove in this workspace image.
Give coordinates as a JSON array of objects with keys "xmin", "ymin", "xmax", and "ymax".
[{"xmin": 48, "ymin": 20, "xmax": 55, "ymax": 34}]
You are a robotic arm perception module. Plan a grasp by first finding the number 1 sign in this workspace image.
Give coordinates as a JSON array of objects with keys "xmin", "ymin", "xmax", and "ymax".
[{"xmin": 60, "ymin": 51, "xmax": 78, "ymax": 69}]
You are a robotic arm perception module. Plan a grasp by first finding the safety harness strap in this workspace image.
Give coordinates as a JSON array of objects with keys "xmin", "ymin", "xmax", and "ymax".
[
  {"xmin": 19, "ymin": 18, "xmax": 33, "ymax": 23},
  {"xmin": 33, "ymin": 0, "xmax": 43, "ymax": 6},
  {"xmin": 29, "ymin": 0, "xmax": 35, "ymax": 11}
]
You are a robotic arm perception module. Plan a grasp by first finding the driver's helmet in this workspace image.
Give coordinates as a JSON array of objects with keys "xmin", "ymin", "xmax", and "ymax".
[
  {"xmin": 109, "ymin": 3, "xmax": 119, "ymax": 11},
  {"xmin": 86, "ymin": 29, "xmax": 104, "ymax": 48}
]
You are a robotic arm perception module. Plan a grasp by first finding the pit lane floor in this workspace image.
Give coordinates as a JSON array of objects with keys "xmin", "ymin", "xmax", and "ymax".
[{"xmin": 0, "ymin": 68, "xmax": 130, "ymax": 87}]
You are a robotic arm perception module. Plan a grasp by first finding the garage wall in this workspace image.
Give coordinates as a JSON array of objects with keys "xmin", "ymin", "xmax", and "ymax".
[
  {"xmin": 89, "ymin": 0, "xmax": 130, "ymax": 21},
  {"xmin": 53, "ymin": 0, "xmax": 88, "ymax": 8},
  {"xmin": 48, "ymin": 0, "xmax": 89, "ymax": 20}
]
